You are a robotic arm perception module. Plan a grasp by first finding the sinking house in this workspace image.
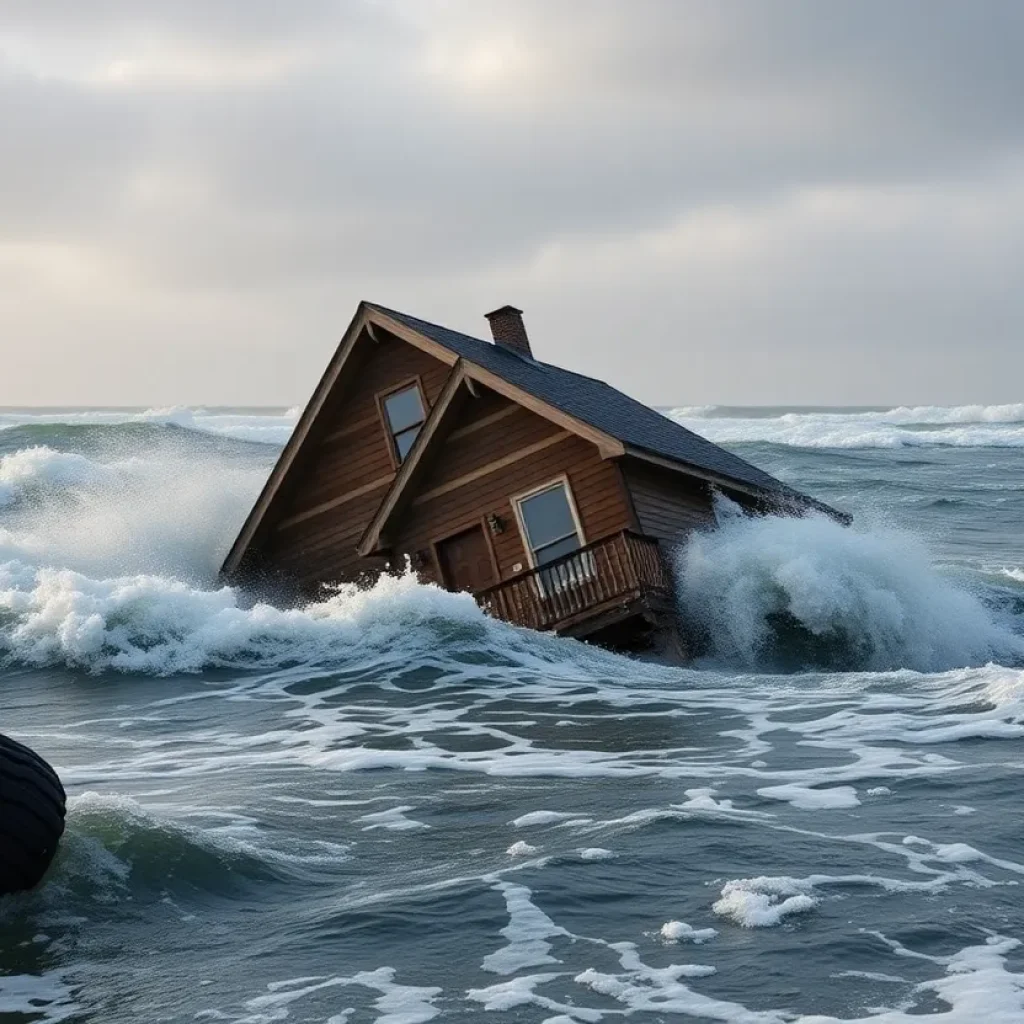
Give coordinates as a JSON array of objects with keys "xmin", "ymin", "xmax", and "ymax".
[{"xmin": 222, "ymin": 303, "xmax": 845, "ymax": 652}]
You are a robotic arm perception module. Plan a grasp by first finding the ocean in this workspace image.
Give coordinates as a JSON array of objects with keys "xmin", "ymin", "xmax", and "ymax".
[{"xmin": 1, "ymin": 403, "xmax": 1023, "ymax": 1023}]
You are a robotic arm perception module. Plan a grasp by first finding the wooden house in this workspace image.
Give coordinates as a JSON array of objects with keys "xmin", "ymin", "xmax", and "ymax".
[{"xmin": 222, "ymin": 302, "xmax": 845, "ymax": 653}]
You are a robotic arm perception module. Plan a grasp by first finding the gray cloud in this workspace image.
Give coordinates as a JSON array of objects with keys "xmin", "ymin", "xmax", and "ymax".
[{"xmin": 0, "ymin": 0, "xmax": 1021, "ymax": 404}]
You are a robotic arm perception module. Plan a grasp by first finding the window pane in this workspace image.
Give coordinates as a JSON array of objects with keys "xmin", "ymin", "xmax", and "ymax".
[
  {"xmin": 519, "ymin": 485, "xmax": 577, "ymax": 548},
  {"xmin": 534, "ymin": 534, "xmax": 581, "ymax": 566},
  {"xmin": 394, "ymin": 425, "xmax": 421, "ymax": 461},
  {"xmin": 384, "ymin": 386, "xmax": 425, "ymax": 434}
]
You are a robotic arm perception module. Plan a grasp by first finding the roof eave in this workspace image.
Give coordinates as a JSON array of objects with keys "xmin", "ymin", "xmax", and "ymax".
[{"xmin": 623, "ymin": 446, "xmax": 850, "ymax": 524}]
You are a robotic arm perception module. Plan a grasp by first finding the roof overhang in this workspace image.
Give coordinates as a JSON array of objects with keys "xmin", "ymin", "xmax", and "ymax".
[{"xmin": 624, "ymin": 447, "xmax": 851, "ymax": 524}]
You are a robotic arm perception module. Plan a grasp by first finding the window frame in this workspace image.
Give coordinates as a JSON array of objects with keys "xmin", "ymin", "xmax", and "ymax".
[
  {"xmin": 376, "ymin": 377, "xmax": 428, "ymax": 467},
  {"xmin": 511, "ymin": 475, "xmax": 588, "ymax": 570}
]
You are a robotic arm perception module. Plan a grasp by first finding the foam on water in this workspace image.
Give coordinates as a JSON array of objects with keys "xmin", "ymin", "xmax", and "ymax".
[
  {"xmin": 0, "ymin": 973, "xmax": 78, "ymax": 1023},
  {"xmin": 0, "ymin": 560, "xmax": 573, "ymax": 676},
  {"xmin": 667, "ymin": 403, "xmax": 1024, "ymax": 449},
  {"xmin": 712, "ymin": 877, "xmax": 819, "ymax": 928}
]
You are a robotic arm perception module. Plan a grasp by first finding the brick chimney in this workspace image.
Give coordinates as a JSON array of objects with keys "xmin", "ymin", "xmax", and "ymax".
[{"xmin": 485, "ymin": 305, "xmax": 532, "ymax": 358}]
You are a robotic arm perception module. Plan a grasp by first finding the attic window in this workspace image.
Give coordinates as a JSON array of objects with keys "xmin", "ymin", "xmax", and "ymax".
[{"xmin": 382, "ymin": 383, "xmax": 426, "ymax": 462}]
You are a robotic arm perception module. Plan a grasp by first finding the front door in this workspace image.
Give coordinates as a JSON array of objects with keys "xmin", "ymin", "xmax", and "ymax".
[{"xmin": 437, "ymin": 525, "xmax": 496, "ymax": 594}]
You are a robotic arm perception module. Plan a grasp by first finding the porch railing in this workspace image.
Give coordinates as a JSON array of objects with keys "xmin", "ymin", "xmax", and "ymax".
[{"xmin": 475, "ymin": 529, "xmax": 672, "ymax": 633}]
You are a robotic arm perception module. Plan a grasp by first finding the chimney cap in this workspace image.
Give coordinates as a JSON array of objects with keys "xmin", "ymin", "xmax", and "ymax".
[{"xmin": 484, "ymin": 304, "xmax": 524, "ymax": 320}]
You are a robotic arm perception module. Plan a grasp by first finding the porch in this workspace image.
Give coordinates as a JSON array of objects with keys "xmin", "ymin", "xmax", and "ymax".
[{"xmin": 474, "ymin": 529, "xmax": 676, "ymax": 640}]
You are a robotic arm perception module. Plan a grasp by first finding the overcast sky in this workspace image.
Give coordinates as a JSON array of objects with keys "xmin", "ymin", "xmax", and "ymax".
[{"xmin": 1, "ymin": 1, "xmax": 1022, "ymax": 407}]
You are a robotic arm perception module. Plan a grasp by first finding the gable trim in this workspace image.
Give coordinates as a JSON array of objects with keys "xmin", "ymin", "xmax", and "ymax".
[
  {"xmin": 370, "ymin": 309, "xmax": 461, "ymax": 367},
  {"xmin": 447, "ymin": 402, "xmax": 520, "ymax": 441},
  {"xmin": 462, "ymin": 363, "xmax": 625, "ymax": 459},
  {"xmin": 275, "ymin": 472, "xmax": 395, "ymax": 532}
]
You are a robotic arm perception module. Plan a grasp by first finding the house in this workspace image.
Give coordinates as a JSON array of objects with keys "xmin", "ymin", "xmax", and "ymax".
[{"xmin": 222, "ymin": 302, "xmax": 846, "ymax": 653}]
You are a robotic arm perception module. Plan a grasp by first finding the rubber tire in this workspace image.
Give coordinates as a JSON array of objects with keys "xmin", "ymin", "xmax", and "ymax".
[{"xmin": 0, "ymin": 733, "xmax": 66, "ymax": 895}]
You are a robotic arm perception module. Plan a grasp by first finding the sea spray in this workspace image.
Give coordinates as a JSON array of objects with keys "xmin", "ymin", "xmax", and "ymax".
[
  {"xmin": 677, "ymin": 501, "xmax": 1024, "ymax": 672},
  {"xmin": 0, "ymin": 447, "xmax": 116, "ymax": 508},
  {"xmin": 0, "ymin": 442, "xmax": 269, "ymax": 581}
]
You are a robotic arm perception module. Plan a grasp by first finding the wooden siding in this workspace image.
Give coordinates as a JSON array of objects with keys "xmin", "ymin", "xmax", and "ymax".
[
  {"xmin": 258, "ymin": 329, "xmax": 451, "ymax": 586},
  {"xmin": 391, "ymin": 399, "xmax": 633, "ymax": 588},
  {"xmin": 621, "ymin": 460, "xmax": 716, "ymax": 561}
]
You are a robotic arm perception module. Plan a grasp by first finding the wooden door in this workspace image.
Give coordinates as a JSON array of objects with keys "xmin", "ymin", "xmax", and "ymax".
[{"xmin": 436, "ymin": 525, "xmax": 496, "ymax": 594}]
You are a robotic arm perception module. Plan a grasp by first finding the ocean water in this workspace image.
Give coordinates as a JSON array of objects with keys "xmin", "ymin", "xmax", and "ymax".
[{"xmin": 1, "ymin": 403, "xmax": 1023, "ymax": 1023}]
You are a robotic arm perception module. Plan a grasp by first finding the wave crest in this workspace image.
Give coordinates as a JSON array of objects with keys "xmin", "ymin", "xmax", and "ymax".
[
  {"xmin": 0, "ymin": 563, "xmax": 510, "ymax": 675},
  {"xmin": 667, "ymin": 404, "xmax": 1024, "ymax": 449},
  {"xmin": 0, "ymin": 446, "xmax": 117, "ymax": 508}
]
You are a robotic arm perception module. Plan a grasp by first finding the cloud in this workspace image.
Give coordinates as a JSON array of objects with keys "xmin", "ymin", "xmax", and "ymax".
[{"xmin": 0, "ymin": 0, "xmax": 1021, "ymax": 404}]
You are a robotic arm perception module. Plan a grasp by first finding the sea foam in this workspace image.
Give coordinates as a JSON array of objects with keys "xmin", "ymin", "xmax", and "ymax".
[
  {"xmin": 666, "ymin": 403, "xmax": 1024, "ymax": 449},
  {"xmin": 0, "ymin": 561, "xmax": 510, "ymax": 676}
]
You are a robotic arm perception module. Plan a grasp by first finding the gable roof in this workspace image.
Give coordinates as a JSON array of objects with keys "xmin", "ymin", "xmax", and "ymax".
[{"xmin": 222, "ymin": 301, "xmax": 845, "ymax": 577}]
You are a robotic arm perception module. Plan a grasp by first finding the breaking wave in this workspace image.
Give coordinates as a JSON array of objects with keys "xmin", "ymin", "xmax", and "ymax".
[
  {"xmin": 678, "ymin": 502, "xmax": 1024, "ymax": 672},
  {"xmin": 0, "ymin": 561, "xmax": 580, "ymax": 676},
  {"xmin": 0, "ymin": 443, "xmax": 268, "ymax": 580}
]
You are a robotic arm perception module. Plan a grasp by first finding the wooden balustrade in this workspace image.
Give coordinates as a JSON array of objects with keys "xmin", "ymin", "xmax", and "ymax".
[{"xmin": 475, "ymin": 530, "xmax": 672, "ymax": 633}]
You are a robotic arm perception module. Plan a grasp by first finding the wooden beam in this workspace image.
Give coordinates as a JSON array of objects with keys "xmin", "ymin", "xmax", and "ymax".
[
  {"xmin": 446, "ymin": 402, "xmax": 519, "ymax": 442},
  {"xmin": 412, "ymin": 431, "xmax": 571, "ymax": 506},
  {"xmin": 322, "ymin": 412, "xmax": 381, "ymax": 445},
  {"xmin": 275, "ymin": 473, "xmax": 394, "ymax": 531}
]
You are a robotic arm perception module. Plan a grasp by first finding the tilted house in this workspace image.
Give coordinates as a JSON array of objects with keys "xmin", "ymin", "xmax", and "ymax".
[{"xmin": 222, "ymin": 302, "xmax": 845, "ymax": 652}]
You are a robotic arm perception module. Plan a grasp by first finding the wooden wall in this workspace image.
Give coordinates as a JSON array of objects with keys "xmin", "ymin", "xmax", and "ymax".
[
  {"xmin": 621, "ymin": 460, "xmax": 716, "ymax": 563},
  {"xmin": 259, "ymin": 330, "xmax": 451, "ymax": 588},
  {"xmin": 391, "ymin": 395, "xmax": 633, "ymax": 587}
]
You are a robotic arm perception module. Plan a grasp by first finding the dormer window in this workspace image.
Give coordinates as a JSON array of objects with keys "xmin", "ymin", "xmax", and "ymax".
[{"xmin": 381, "ymin": 383, "xmax": 426, "ymax": 463}]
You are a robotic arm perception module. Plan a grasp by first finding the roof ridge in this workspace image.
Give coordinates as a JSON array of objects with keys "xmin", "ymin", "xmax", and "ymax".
[{"xmin": 367, "ymin": 302, "xmax": 611, "ymax": 382}]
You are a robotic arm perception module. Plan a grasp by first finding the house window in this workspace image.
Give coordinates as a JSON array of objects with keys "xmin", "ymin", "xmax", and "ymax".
[
  {"xmin": 517, "ymin": 481, "xmax": 584, "ymax": 567},
  {"xmin": 382, "ymin": 384, "xmax": 426, "ymax": 462},
  {"xmin": 515, "ymin": 480, "xmax": 593, "ymax": 595}
]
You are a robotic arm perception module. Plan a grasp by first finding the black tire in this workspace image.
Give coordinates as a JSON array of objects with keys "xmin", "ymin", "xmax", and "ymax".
[{"xmin": 0, "ymin": 734, "xmax": 66, "ymax": 895}]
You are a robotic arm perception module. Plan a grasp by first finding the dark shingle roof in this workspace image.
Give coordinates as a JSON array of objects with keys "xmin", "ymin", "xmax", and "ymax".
[{"xmin": 368, "ymin": 303, "xmax": 823, "ymax": 507}]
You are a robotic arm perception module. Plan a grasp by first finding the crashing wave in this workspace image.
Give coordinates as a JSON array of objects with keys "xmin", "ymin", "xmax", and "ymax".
[{"xmin": 677, "ymin": 501, "xmax": 1024, "ymax": 672}]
